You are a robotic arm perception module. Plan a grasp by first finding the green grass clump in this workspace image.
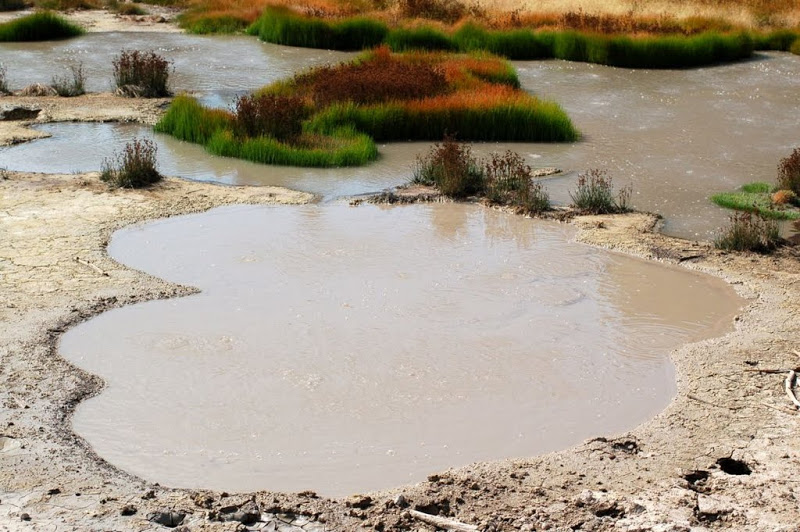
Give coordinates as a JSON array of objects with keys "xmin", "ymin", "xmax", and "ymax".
[
  {"xmin": 0, "ymin": 12, "xmax": 84, "ymax": 42},
  {"xmin": 752, "ymin": 29, "xmax": 799, "ymax": 51},
  {"xmin": 386, "ymin": 26, "xmax": 455, "ymax": 51},
  {"xmin": 453, "ymin": 23, "xmax": 552, "ymax": 59},
  {"xmin": 246, "ymin": 9, "xmax": 758, "ymax": 68},
  {"xmin": 569, "ymin": 169, "xmax": 632, "ymax": 214},
  {"xmin": 791, "ymin": 39, "xmax": 800, "ymax": 55},
  {"xmin": 714, "ymin": 212, "xmax": 781, "ymax": 253},
  {"xmin": 711, "ymin": 182, "xmax": 800, "ymax": 220},
  {"xmin": 306, "ymin": 99, "xmax": 577, "ymax": 142},
  {"xmin": 155, "ymin": 94, "xmax": 378, "ymax": 167},
  {"xmin": 247, "ymin": 6, "xmax": 387, "ymax": 50}
]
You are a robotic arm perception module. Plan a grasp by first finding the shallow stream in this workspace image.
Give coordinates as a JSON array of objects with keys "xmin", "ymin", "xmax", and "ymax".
[
  {"xmin": 1, "ymin": 33, "xmax": 799, "ymax": 238},
  {"xmin": 59, "ymin": 204, "xmax": 742, "ymax": 496}
]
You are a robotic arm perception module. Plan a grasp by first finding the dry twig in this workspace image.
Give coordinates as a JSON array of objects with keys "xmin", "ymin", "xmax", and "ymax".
[{"xmin": 408, "ymin": 510, "xmax": 479, "ymax": 532}]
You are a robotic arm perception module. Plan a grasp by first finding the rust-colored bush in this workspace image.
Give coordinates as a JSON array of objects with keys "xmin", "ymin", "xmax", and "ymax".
[
  {"xmin": 772, "ymin": 189, "xmax": 797, "ymax": 205},
  {"xmin": 398, "ymin": 0, "xmax": 483, "ymax": 23},
  {"xmin": 234, "ymin": 93, "xmax": 306, "ymax": 141},
  {"xmin": 297, "ymin": 50, "xmax": 449, "ymax": 106},
  {"xmin": 778, "ymin": 147, "xmax": 800, "ymax": 195}
]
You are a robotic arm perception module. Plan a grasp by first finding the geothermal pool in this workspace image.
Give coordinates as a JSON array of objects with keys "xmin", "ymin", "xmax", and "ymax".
[{"xmin": 59, "ymin": 204, "xmax": 742, "ymax": 496}]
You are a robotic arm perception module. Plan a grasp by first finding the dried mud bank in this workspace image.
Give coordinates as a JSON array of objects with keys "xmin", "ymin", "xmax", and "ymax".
[
  {"xmin": 2, "ymin": 129, "xmax": 800, "ymax": 531},
  {"xmin": 0, "ymin": 94, "xmax": 169, "ymax": 146}
]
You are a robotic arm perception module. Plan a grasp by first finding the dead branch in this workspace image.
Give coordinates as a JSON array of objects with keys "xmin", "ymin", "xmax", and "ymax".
[
  {"xmin": 408, "ymin": 510, "xmax": 479, "ymax": 532},
  {"xmin": 75, "ymin": 257, "xmax": 109, "ymax": 277}
]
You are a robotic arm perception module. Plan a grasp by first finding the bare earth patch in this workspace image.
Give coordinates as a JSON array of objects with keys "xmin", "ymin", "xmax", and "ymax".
[{"xmin": 1, "ymin": 96, "xmax": 800, "ymax": 531}]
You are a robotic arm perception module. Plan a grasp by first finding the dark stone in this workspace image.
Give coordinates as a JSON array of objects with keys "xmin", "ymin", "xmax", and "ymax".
[
  {"xmin": 219, "ymin": 501, "xmax": 260, "ymax": 525},
  {"xmin": 121, "ymin": 504, "xmax": 137, "ymax": 516},
  {"xmin": 148, "ymin": 510, "xmax": 186, "ymax": 528},
  {"xmin": 20, "ymin": 513, "xmax": 31, "ymax": 521},
  {"xmin": 0, "ymin": 106, "xmax": 41, "ymax": 121}
]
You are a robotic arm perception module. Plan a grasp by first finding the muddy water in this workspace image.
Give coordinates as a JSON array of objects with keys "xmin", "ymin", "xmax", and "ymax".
[
  {"xmin": 59, "ymin": 204, "xmax": 742, "ymax": 496},
  {"xmin": 1, "ymin": 33, "xmax": 798, "ymax": 237},
  {"xmin": 0, "ymin": 33, "xmax": 350, "ymax": 104}
]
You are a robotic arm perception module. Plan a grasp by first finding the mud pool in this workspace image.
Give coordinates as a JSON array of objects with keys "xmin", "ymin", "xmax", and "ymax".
[{"xmin": 58, "ymin": 204, "xmax": 742, "ymax": 496}]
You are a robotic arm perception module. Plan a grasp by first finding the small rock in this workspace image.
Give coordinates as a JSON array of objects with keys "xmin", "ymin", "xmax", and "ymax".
[
  {"xmin": 0, "ymin": 106, "xmax": 41, "ymax": 121},
  {"xmin": 46, "ymin": 488, "xmax": 61, "ymax": 495},
  {"xmin": 121, "ymin": 504, "xmax": 137, "ymax": 516},
  {"xmin": 20, "ymin": 513, "xmax": 31, "ymax": 521},
  {"xmin": 393, "ymin": 494, "xmax": 408, "ymax": 508},
  {"xmin": 148, "ymin": 509, "xmax": 186, "ymax": 528},
  {"xmin": 142, "ymin": 489, "xmax": 156, "ymax": 500},
  {"xmin": 346, "ymin": 495, "xmax": 373, "ymax": 509},
  {"xmin": 219, "ymin": 501, "xmax": 260, "ymax": 525}
]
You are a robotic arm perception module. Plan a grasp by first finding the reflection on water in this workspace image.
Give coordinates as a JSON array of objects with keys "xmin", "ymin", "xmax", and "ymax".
[{"xmin": 59, "ymin": 203, "xmax": 742, "ymax": 496}]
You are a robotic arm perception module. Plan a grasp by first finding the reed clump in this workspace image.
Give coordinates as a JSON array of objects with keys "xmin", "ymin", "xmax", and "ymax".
[
  {"xmin": 569, "ymin": 169, "xmax": 631, "ymax": 214},
  {"xmin": 0, "ymin": 12, "xmax": 85, "ymax": 41},
  {"xmin": 155, "ymin": 94, "xmax": 378, "ymax": 167},
  {"xmin": 247, "ymin": 6, "xmax": 387, "ymax": 50},
  {"xmin": 412, "ymin": 136, "xmax": 551, "ymax": 213},
  {"xmin": 0, "ymin": 64, "xmax": 9, "ymax": 95},
  {"xmin": 412, "ymin": 135, "xmax": 485, "ymax": 198},
  {"xmin": 100, "ymin": 138, "xmax": 163, "ymax": 188},
  {"xmin": 714, "ymin": 212, "xmax": 781, "ymax": 253},
  {"xmin": 245, "ymin": 7, "xmax": 763, "ymax": 68},
  {"xmin": 155, "ymin": 49, "xmax": 577, "ymax": 169},
  {"xmin": 233, "ymin": 93, "xmax": 306, "ymax": 141},
  {"xmin": 112, "ymin": 50, "xmax": 171, "ymax": 98},
  {"xmin": 51, "ymin": 63, "xmax": 85, "ymax": 97}
]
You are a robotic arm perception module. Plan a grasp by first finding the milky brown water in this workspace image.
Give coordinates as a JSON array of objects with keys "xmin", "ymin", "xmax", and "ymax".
[
  {"xmin": 1, "ymin": 33, "xmax": 798, "ymax": 237},
  {"xmin": 59, "ymin": 204, "xmax": 741, "ymax": 496}
]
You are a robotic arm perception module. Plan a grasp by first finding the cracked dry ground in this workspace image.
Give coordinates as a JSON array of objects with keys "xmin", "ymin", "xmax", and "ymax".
[{"xmin": 1, "ymin": 169, "xmax": 800, "ymax": 531}]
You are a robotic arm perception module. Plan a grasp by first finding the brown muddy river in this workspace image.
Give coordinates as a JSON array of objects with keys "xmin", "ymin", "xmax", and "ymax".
[
  {"xmin": 59, "ymin": 204, "xmax": 742, "ymax": 496},
  {"xmin": 0, "ymin": 33, "xmax": 798, "ymax": 238}
]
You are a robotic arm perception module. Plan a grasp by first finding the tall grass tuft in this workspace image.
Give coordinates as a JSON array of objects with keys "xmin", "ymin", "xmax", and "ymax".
[
  {"xmin": 714, "ymin": 212, "xmax": 781, "ymax": 253},
  {"xmin": 791, "ymin": 39, "xmax": 800, "ymax": 55},
  {"xmin": 485, "ymin": 150, "xmax": 549, "ymax": 214},
  {"xmin": 51, "ymin": 62, "xmax": 85, "ymax": 97},
  {"xmin": 112, "ymin": 50, "xmax": 171, "ymax": 98},
  {"xmin": 0, "ymin": 12, "xmax": 85, "ymax": 42},
  {"xmin": 412, "ymin": 135, "xmax": 485, "ymax": 198},
  {"xmin": 248, "ymin": 7, "xmax": 387, "ymax": 50},
  {"xmin": 778, "ymin": 147, "xmax": 800, "ymax": 195},
  {"xmin": 386, "ymin": 26, "xmax": 455, "ymax": 51},
  {"xmin": 570, "ymin": 169, "xmax": 631, "ymax": 214},
  {"xmin": 0, "ymin": 64, "xmax": 9, "ymax": 95},
  {"xmin": 155, "ymin": 95, "xmax": 378, "ymax": 167},
  {"xmin": 233, "ymin": 93, "xmax": 306, "ymax": 141},
  {"xmin": 100, "ymin": 138, "xmax": 163, "ymax": 188}
]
